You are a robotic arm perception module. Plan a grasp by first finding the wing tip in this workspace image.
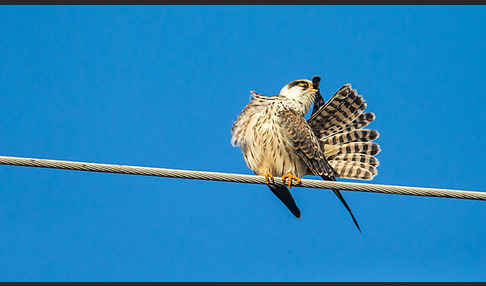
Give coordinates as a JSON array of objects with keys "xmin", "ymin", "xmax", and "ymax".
[{"xmin": 268, "ymin": 184, "xmax": 302, "ymax": 219}]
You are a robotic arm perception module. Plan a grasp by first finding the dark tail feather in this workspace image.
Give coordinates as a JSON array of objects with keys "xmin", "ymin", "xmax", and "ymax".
[
  {"xmin": 331, "ymin": 189, "xmax": 361, "ymax": 233},
  {"xmin": 321, "ymin": 174, "xmax": 361, "ymax": 232},
  {"xmin": 268, "ymin": 184, "xmax": 301, "ymax": 218}
]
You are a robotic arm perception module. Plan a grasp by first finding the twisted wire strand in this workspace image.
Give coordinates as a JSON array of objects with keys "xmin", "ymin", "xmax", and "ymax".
[{"xmin": 0, "ymin": 155, "xmax": 484, "ymax": 201}]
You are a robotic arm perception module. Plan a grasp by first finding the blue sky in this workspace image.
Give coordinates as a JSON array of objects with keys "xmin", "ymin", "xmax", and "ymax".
[{"xmin": 1, "ymin": 6, "xmax": 485, "ymax": 282}]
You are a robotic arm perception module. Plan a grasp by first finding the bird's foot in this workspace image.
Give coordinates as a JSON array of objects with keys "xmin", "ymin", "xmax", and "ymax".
[
  {"xmin": 258, "ymin": 172, "xmax": 275, "ymax": 184},
  {"xmin": 281, "ymin": 173, "xmax": 301, "ymax": 189}
]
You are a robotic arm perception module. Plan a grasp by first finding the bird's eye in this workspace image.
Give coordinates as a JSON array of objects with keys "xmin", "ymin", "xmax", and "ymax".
[
  {"xmin": 298, "ymin": 82, "xmax": 308, "ymax": 88},
  {"xmin": 288, "ymin": 80, "xmax": 309, "ymax": 89}
]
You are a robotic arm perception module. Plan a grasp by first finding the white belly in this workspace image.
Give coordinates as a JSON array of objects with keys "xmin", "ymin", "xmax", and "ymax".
[{"xmin": 237, "ymin": 109, "xmax": 307, "ymax": 177}]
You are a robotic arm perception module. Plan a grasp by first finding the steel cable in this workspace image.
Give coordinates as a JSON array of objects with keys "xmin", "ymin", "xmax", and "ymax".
[{"xmin": 0, "ymin": 155, "xmax": 484, "ymax": 201}]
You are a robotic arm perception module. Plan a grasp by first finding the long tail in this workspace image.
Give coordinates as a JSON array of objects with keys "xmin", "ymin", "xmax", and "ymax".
[
  {"xmin": 330, "ymin": 185, "xmax": 362, "ymax": 233},
  {"xmin": 319, "ymin": 161, "xmax": 361, "ymax": 232},
  {"xmin": 268, "ymin": 184, "xmax": 301, "ymax": 218}
]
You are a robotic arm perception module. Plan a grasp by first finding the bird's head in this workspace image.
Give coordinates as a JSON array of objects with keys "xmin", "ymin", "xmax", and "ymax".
[{"xmin": 279, "ymin": 79, "xmax": 318, "ymax": 115}]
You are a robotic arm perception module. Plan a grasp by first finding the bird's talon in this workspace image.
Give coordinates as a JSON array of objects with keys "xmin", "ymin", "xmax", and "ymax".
[
  {"xmin": 258, "ymin": 172, "xmax": 274, "ymax": 184},
  {"xmin": 281, "ymin": 173, "xmax": 301, "ymax": 189}
]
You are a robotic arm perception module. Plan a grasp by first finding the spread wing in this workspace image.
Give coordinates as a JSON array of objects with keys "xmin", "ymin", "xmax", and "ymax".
[
  {"xmin": 308, "ymin": 84, "xmax": 380, "ymax": 181},
  {"xmin": 309, "ymin": 84, "xmax": 367, "ymax": 139},
  {"xmin": 277, "ymin": 108, "xmax": 361, "ymax": 231}
]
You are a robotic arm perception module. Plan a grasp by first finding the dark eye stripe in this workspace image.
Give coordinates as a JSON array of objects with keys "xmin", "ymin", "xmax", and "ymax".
[{"xmin": 288, "ymin": 80, "xmax": 309, "ymax": 89}]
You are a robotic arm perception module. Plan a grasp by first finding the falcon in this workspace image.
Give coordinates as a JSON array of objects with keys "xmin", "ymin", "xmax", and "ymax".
[{"xmin": 231, "ymin": 77, "xmax": 380, "ymax": 231}]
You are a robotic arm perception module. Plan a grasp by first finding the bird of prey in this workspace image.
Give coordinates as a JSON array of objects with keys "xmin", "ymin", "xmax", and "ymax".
[{"xmin": 231, "ymin": 77, "xmax": 380, "ymax": 231}]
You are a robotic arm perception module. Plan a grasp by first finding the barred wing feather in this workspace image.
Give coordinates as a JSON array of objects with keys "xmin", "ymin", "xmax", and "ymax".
[{"xmin": 308, "ymin": 84, "xmax": 381, "ymax": 181}]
